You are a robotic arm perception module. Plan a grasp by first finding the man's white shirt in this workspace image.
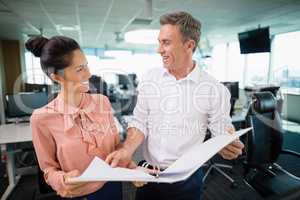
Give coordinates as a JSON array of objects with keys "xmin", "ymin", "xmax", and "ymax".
[{"xmin": 128, "ymin": 64, "xmax": 233, "ymax": 169}]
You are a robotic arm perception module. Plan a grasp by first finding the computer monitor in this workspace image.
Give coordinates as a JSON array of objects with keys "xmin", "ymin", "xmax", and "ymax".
[
  {"xmin": 120, "ymin": 95, "xmax": 137, "ymax": 115},
  {"xmin": 222, "ymin": 81, "xmax": 239, "ymax": 100},
  {"xmin": 128, "ymin": 73, "xmax": 138, "ymax": 87},
  {"xmin": 117, "ymin": 74, "xmax": 130, "ymax": 89},
  {"xmin": 221, "ymin": 82, "xmax": 239, "ymax": 116},
  {"xmin": 88, "ymin": 75, "xmax": 108, "ymax": 96},
  {"xmin": 24, "ymin": 83, "xmax": 50, "ymax": 93},
  {"xmin": 5, "ymin": 92, "xmax": 49, "ymax": 118},
  {"xmin": 117, "ymin": 74, "xmax": 128, "ymax": 84}
]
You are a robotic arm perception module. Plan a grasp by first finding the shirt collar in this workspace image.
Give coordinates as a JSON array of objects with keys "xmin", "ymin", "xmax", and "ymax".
[
  {"xmin": 46, "ymin": 93, "xmax": 98, "ymax": 132},
  {"xmin": 47, "ymin": 93, "xmax": 96, "ymax": 115},
  {"xmin": 162, "ymin": 61, "xmax": 201, "ymax": 83}
]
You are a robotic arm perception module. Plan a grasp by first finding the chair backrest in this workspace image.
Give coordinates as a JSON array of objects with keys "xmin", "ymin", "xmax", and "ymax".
[{"xmin": 245, "ymin": 92, "xmax": 283, "ymax": 166}]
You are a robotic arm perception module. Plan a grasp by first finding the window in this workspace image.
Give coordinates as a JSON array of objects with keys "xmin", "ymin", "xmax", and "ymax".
[
  {"xmin": 24, "ymin": 48, "xmax": 162, "ymax": 86},
  {"xmin": 84, "ymin": 49, "xmax": 162, "ymax": 83},
  {"xmin": 210, "ymin": 42, "xmax": 246, "ymax": 88},
  {"xmin": 24, "ymin": 52, "xmax": 51, "ymax": 84},
  {"xmin": 209, "ymin": 43, "xmax": 227, "ymax": 81},
  {"xmin": 210, "ymin": 41, "xmax": 270, "ymax": 87},
  {"xmin": 244, "ymin": 52, "xmax": 270, "ymax": 86},
  {"xmin": 272, "ymin": 31, "xmax": 300, "ymax": 94},
  {"xmin": 227, "ymin": 42, "xmax": 245, "ymax": 87}
]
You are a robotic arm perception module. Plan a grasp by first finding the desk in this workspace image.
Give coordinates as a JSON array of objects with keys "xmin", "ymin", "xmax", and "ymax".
[
  {"xmin": 232, "ymin": 109, "xmax": 247, "ymax": 121},
  {"xmin": 0, "ymin": 123, "xmax": 32, "ymax": 200}
]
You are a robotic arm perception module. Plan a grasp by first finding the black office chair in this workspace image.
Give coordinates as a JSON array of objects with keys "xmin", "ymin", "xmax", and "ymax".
[
  {"xmin": 244, "ymin": 92, "xmax": 300, "ymax": 200},
  {"xmin": 37, "ymin": 166, "xmax": 54, "ymax": 194},
  {"xmin": 35, "ymin": 158, "xmax": 58, "ymax": 199}
]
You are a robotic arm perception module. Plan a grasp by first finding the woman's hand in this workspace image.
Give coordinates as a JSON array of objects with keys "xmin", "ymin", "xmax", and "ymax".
[{"xmin": 60, "ymin": 170, "xmax": 88, "ymax": 198}]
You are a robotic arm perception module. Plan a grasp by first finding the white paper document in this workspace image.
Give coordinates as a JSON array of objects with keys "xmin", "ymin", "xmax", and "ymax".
[{"xmin": 69, "ymin": 128, "xmax": 252, "ymax": 183}]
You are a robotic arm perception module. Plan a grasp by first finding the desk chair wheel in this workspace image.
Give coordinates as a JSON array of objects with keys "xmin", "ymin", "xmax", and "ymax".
[{"xmin": 230, "ymin": 181, "xmax": 238, "ymax": 189}]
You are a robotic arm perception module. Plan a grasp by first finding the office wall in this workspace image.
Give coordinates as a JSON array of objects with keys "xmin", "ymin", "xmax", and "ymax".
[
  {"xmin": 1, "ymin": 40, "xmax": 22, "ymax": 94},
  {"xmin": 282, "ymin": 94, "xmax": 300, "ymax": 123},
  {"xmin": 0, "ymin": 41, "xmax": 6, "ymax": 124},
  {"xmin": 19, "ymin": 41, "xmax": 27, "ymax": 84}
]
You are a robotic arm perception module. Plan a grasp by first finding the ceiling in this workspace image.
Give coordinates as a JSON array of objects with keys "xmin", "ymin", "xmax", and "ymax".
[{"xmin": 0, "ymin": 0, "xmax": 300, "ymax": 51}]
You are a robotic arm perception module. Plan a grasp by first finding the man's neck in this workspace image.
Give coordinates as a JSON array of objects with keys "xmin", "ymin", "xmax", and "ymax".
[{"xmin": 168, "ymin": 60, "xmax": 195, "ymax": 80}]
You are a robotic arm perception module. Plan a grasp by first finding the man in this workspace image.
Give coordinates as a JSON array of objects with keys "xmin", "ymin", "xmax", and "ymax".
[{"xmin": 106, "ymin": 11, "xmax": 244, "ymax": 200}]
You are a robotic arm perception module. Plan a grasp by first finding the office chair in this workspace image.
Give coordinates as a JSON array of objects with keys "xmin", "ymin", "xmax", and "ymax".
[
  {"xmin": 37, "ymin": 166, "xmax": 54, "ymax": 194},
  {"xmin": 34, "ymin": 157, "xmax": 58, "ymax": 200},
  {"xmin": 202, "ymin": 130, "xmax": 238, "ymax": 188},
  {"xmin": 243, "ymin": 92, "xmax": 300, "ymax": 200}
]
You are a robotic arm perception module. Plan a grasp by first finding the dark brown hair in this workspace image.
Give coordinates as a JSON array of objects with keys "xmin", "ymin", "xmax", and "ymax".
[
  {"xmin": 160, "ymin": 11, "xmax": 201, "ymax": 52},
  {"xmin": 25, "ymin": 36, "xmax": 80, "ymax": 77}
]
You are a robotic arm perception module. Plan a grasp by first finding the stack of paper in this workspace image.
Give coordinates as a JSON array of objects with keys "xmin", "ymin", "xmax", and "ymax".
[{"xmin": 69, "ymin": 128, "xmax": 252, "ymax": 183}]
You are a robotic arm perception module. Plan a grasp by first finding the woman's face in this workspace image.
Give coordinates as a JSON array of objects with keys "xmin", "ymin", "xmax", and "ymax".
[{"xmin": 60, "ymin": 49, "xmax": 91, "ymax": 94}]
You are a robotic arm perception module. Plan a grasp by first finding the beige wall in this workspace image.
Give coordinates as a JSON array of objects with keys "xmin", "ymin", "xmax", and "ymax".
[
  {"xmin": 1, "ymin": 40, "xmax": 22, "ymax": 94},
  {"xmin": 0, "ymin": 39, "xmax": 24, "ymax": 124},
  {"xmin": 0, "ymin": 41, "xmax": 6, "ymax": 124}
]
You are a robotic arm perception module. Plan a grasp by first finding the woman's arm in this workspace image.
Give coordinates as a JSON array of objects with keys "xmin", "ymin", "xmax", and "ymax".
[{"xmin": 30, "ymin": 114, "xmax": 88, "ymax": 197}]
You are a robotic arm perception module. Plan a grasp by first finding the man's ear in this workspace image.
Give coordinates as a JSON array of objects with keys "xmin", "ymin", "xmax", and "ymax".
[
  {"xmin": 185, "ymin": 39, "xmax": 196, "ymax": 53},
  {"xmin": 50, "ymin": 73, "xmax": 64, "ymax": 84}
]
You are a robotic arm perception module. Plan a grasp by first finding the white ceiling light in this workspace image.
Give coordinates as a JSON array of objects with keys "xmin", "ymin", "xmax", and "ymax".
[
  {"xmin": 104, "ymin": 50, "xmax": 132, "ymax": 58},
  {"xmin": 125, "ymin": 29, "xmax": 159, "ymax": 44},
  {"xmin": 55, "ymin": 25, "xmax": 80, "ymax": 31}
]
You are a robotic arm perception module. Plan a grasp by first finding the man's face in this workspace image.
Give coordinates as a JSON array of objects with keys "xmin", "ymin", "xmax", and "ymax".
[{"xmin": 157, "ymin": 24, "xmax": 190, "ymax": 70}]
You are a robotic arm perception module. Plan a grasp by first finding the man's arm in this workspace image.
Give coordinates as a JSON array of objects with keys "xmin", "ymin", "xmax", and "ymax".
[
  {"xmin": 105, "ymin": 127, "xmax": 145, "ymax": 167},
  {"xmin": 207, "ymin": 83, "xmax": 244, "ymax": 160}
]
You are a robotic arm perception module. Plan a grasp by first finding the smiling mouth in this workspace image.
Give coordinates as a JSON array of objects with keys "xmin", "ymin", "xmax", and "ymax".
[
  {"xmin": 162, "ymin": 56, "xmax": 169, "ymax": 63},
  {"xmin": 81, "ymin": 81, "xmax": 89, "ymax": 85}
]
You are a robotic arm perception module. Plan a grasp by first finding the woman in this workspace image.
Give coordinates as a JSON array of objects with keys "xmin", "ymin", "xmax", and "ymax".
[{"xmin": 27, "ymin": 36, "xmax": 123, "ymax": 199}]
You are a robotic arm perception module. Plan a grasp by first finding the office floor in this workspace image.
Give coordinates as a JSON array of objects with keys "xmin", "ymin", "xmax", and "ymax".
[{"xmin": 1, "ymin": 126, "xmax": 300, "ymax": 200}]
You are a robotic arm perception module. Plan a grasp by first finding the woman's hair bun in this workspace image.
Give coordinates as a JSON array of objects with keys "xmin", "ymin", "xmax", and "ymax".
[{"xmin": 25, "ymin": 36, "xmax": 49, "ymax": 57}]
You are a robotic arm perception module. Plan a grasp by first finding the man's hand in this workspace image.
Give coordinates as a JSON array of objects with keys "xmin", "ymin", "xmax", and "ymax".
[
  {"xmin": 125, "ymin": 160, "xmax": 149, "ymax": 187},
  {"xmin": 105, "ymin": 147, "xmax": 133, "ymax": 168},
  {"xmin": 132, "ymin": 166, "xmax": 158, "ymax": 188},
  {"xmin": 106, "ymin": 127, "xmax": 145, "ymax": 168},
  {"xmin": 218, "ymin": 127, "xmax": 245, "ymax": 160}
]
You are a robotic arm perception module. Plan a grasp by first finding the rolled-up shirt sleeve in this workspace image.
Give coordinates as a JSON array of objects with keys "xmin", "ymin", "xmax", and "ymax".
[
  {"xmin": 30, "ymin": 114, "xmax": 68, "ymax": 195},
  {"xmin": 127, "ymin": 78, "xmax": 150, "ymax": 138},
  {"xmin": 207, "ymin": 83, "xmax": 234, "ymax": 137}
]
